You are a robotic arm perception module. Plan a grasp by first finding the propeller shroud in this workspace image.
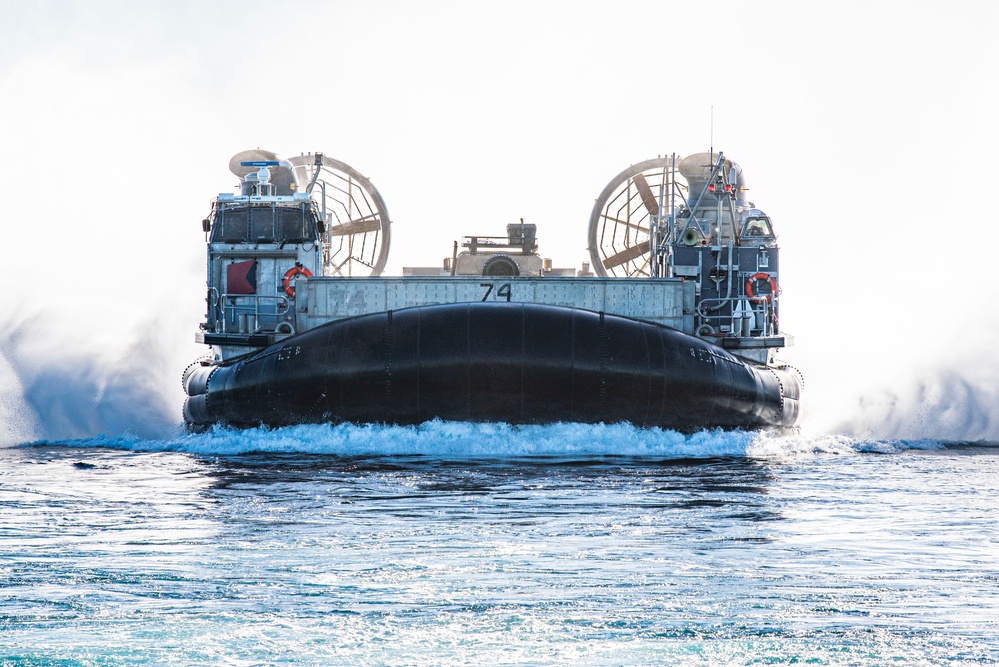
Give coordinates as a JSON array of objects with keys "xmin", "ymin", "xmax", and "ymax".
[
  {"xmin": 587, "ymin": 156, "xmax": 685, "ymax": 278},
  {"xmin": 289, "ymin": 154, "xmax": 392, "ymax": 277}
]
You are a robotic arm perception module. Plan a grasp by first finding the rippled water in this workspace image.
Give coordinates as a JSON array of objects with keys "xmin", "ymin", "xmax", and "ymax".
[{"xmin": 2, "ymin": 423, "xmax": 998, "ymax": 665}]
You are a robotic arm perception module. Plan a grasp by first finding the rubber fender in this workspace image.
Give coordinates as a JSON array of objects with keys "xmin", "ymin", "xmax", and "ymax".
[
  {"xmin": 183, "ymin": 394, "xmax": 211, "ymax": 425},
  {"xmin": 184, "ymin": 364, "xmax": 216, "ymax": 397},
  {"xmin": 193, "ymin": 302, "xmax": 797, "ymax": 430}
]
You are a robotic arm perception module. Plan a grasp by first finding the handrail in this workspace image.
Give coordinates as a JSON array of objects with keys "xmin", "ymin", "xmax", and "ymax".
[
  {"xmin": 219, "ymin": 294, "xmax": 292, "ymax": 334},
  {"xmin": 697, "ymin": 296, "xmax": 776, "ymax": 338}
]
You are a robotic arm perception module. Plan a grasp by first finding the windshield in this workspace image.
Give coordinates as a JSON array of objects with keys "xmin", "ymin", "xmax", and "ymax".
[
  {"xmin": 741, "ymin": 216, "xmax": 774, "ymax": 239},
  {"xmin": 211, "ymin": 203, "xmax": 318, "ymax": 244}
]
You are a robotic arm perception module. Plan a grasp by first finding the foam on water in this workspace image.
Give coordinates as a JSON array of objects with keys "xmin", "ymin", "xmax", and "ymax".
[{"xmin": 28, "ymin": 420, "xmax": 983, "ymax": 460}]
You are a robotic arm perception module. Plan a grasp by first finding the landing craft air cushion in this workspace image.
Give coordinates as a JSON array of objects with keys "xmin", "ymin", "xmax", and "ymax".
[{"xmin": 183, "ymin": 150, "xmax": 802, "ymax": 430}]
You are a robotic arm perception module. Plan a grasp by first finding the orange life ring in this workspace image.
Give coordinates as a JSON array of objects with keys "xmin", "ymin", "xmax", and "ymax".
[
  {"xmin": 282, "ymin": 264, "xmax": 313, "ymax": 298},
  {"xmin": 745, "ymin": 272, "xmax": 778, "ymax": 303}
]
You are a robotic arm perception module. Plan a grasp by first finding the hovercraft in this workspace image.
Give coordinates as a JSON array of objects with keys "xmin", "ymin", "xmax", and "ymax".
[{"xmin": 183, "ymin": 150, "xmax": 802, "ymax": 430}]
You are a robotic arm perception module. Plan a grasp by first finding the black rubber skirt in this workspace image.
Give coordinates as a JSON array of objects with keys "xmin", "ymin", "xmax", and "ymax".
[{"xmin": 184, "ymin": 302, "xmax": 800, "ymax": 430}]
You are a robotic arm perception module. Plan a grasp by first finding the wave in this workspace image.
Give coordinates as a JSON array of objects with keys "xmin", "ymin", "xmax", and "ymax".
[
  {"xmin": 834, "ymin": 366, "xmax": 999, "ymax": 443},
  {"xmin": 3, "ymin": 308, "xmax": 997, "ymax": 451},
  {"xmin": 23, "ymin": 420, "xmax": 993, "ymax": 460},
  {"xmin": 0, "ymin": 310, "xmax": 187, "ymax": 447}
]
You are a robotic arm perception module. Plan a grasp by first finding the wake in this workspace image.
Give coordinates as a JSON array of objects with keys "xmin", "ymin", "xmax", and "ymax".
[{"xmin": 24, "ymin": 420, "xmax": 977, "ymax": 460}]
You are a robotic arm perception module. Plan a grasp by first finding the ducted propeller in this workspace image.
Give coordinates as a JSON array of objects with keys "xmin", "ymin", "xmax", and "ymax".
[
  {"xmin": 289, "ymin": 154, "xmax": 392, "ymax": 277},
  {"xmin": 587, "ymin": 157, "xmax": 681, "ymax": 277}
]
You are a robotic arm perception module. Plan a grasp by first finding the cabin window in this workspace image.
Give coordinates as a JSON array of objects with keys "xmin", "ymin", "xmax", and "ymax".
[
  {"xmin": 741, "ymin": 217, "xmax": 774, "ymax": 239},
  {"xmin": 211, "ymin": 204, "xmax": 318, "ymax": 243},
  {"xmin": 212, "ymin": 208, "xmax": 248, "ymax": 242},
  {"xmin": 277, "ymin": 207, "xmax": 314, "ymax": 243},
  {"xmin": 248, "ymin": 207, "xmax": 275, "ymax": 240}
]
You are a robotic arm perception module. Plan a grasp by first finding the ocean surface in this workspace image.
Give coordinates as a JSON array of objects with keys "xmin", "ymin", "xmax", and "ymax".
[{"xmin": 2, "ymin": 422, "xmax": 998, "ymax": 666}]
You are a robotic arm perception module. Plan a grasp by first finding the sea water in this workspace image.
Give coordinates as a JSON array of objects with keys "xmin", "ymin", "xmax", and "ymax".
[{"xmin": 2, "ymin": 422, "xmax": 997, "ymax": 665}]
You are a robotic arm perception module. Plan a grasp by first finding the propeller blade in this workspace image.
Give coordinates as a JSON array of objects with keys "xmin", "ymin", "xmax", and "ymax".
[
  {"xmin": 602, "ymin": 240, "xmax": 650, "ymax": 269},
  {"xmin": 327, "ymin": 215, "xmax": 382, "ymax": 236},
  {"xmin": 632, "ymin": 173, "xmax": 660, "ymax": 217},
  {"xmin": 600, "ymin": 213, "xmax": 651, "ymax": 235}
]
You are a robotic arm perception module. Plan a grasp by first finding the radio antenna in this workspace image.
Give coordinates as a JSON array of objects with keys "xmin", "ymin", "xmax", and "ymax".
[{"xmin": 710, "ymin": 105, "xmax": 714, "ymax": 162}]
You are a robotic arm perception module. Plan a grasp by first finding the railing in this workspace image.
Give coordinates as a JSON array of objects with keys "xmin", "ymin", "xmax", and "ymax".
[
  {"xmin": 696, "ymin": 297, "xmax": 777, "ymax": 338},
  {"xmin": 214, "ymin": 294, "xmax": 292, "ymax": 334}
]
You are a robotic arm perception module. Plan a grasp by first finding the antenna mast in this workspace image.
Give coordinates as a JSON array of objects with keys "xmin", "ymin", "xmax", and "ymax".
[{"xmin": 710, "ymin": 105, "xmax": 714, "ymax": 162}]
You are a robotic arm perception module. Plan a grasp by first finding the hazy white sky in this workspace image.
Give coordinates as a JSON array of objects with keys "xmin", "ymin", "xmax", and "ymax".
[{"xmin": 2, "ymin": 0, "xmax": 997, "ymax": 439}]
